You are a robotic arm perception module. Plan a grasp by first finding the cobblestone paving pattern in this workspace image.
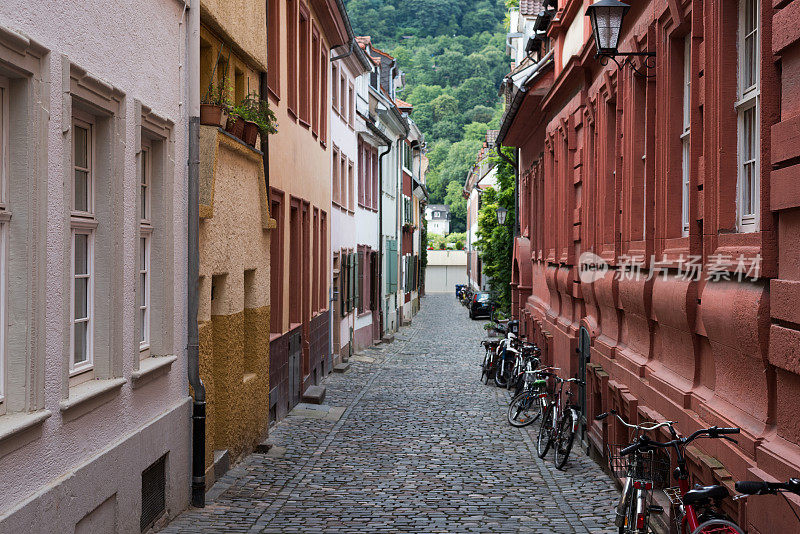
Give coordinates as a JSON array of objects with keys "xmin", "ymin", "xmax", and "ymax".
[{"xmin": 160, "ymin": 294, "xmax": 620, "ymax": 533}]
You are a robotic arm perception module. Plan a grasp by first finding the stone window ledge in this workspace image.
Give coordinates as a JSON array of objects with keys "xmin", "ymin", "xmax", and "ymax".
[
  {"xmin": 131, "ymin": 355, "xmax": 177, "ymax": 386},
  {"xmin": 59, "ymin": 378, "xmax": 126, "ymax": 412},
  {"xmin": 0, "ymin": 409, "xmax": 51, "ymax": 443}
]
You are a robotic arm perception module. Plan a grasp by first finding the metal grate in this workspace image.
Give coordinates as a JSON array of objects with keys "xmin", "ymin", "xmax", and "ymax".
[{"xmin": 141, "ymin": 454, "xmax": 167, "ymax": 532}]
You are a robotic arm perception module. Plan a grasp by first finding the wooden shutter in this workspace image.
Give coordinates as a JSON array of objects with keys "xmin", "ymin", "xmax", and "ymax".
[
  {"xmin": 348, "ymin": 252, "xmax": 355, "ymax": 312},
  {"xmin": 354, "ymin": 251, "xmax": 361, "ymax": 313}
]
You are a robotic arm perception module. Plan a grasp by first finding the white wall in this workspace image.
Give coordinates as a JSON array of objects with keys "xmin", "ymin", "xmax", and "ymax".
[{"xmin": 425, "ymin": 250, "xmax": 468, "ymax": 292}]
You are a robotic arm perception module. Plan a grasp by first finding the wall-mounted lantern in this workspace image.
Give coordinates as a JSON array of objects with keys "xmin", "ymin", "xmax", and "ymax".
[
  {"xmin": 586, "ymin": 0, "xmax": 655, "ymax": 77},
  {"xmin": 496, "ymin": 206, "xmax": 508, "ymax": 226}
]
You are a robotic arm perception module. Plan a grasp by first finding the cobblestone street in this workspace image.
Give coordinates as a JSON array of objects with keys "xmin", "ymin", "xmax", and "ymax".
[{"xmin": 160, "ymin": 294, "xmax": 620, "ymax": 533}]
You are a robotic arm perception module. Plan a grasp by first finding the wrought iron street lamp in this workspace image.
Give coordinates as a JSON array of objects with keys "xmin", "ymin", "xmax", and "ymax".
[
  {"xmin": 496, "ymin": 206, "xmax": 508, "ymax": 226},
  {"xmin": 586, "ymin": 0, "xmax": 655, "ymax": 77}
]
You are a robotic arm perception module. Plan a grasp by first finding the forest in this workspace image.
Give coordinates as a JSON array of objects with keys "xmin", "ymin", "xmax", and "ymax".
[{"xmin": 345, "ymin": 0, "xmax": 510, "ymax": 233}]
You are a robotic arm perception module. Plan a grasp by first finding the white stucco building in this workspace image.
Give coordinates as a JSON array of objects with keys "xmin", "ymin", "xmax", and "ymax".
[
  {"xmin": 464, "ymin": 131, "xmax": 499, "ymax": 291},
  {"xmin": 0, "ymin": 1, "xmax": 191, "ymax": 531},
  {"xmin": 425, "ymin": 204, "xmax": 451, "ymax": 236},
  {"xmin": 329, "ymin": 36, "xmax": 374, "ymax": 363}
]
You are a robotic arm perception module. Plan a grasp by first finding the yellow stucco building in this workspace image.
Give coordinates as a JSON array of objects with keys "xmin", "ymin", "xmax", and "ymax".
[{"xmin": 197, "ymin": 0, "xmax": 273, "ymax": 483}]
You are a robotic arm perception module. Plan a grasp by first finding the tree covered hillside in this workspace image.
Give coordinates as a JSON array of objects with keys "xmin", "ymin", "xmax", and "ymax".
[{"xmin": 346, "ymin": 0, "xmax": 510, "ymax": 233}]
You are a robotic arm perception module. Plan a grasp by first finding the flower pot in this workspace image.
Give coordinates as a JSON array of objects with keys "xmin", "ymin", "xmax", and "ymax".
[
  {"xmin": 200, "ymin": 104, "xmax": 226, "ymax": 127},
  {"xmin": 225, "ymin": 117, "xmax": 245, "ymax": 139},
  {"xmin": 242, "ymin": 121, "xmax": 259, "ymax": 147}
]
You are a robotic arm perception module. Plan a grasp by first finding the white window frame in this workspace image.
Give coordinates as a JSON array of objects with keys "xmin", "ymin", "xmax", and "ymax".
[
  {"xmin": 681, "ymin": 35, "xmax": 691, "ymax": 237},
  {"xmin": 70, "ymin": 114, "xmax": 96, "ymax": 376},
  {"xmin": 140, "ymin": 145, "xmax": 151, "ymax": 223},
  {"xmin": 70, "ymin": 227, "xmax": 94, "ymax": 375},
  {"xmin": 139, "ymin": 232, "xmax": 151, "ymax": 356},
  {"xmin": 139, "ymin": 143, "xmax": 152, "ymax": 356},
  {"xmin": 736, "ymin": 0, "xmax": 760, "ymax": 233},
  {"xmin": 0, "ymin": 77, "xmax": 7, "ymax": 409},
  {"xmin": 71, "ymin": 117, "xmax": 94, "ymax": 218},
  {"xmin": 402, "ymin": 142, "xmax": 413, "ymax": 175}
]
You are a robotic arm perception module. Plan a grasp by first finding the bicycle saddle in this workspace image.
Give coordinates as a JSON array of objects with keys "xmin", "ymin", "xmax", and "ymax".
[{"xmin": 682, "ymin": 485, "xmax": 729, "ymax": 506}]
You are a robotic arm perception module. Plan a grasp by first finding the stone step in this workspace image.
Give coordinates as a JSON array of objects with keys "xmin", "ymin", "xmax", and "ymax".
[
  {"xmin": 213, "ymin": 449, "xmax": 230, "ymax": 480},
  {"xmin": 333, "ymin": 362, "xmax": 350, "ymax": 373},
  {"xmin": 302, "ymin": 385, "xmax": 326, "ymax": 404}
]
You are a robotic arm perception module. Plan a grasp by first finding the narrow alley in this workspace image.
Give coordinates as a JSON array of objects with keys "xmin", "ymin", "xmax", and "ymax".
[{"xmin": 160, "ymin": 294, "xmax": 619, "ymax": 533}]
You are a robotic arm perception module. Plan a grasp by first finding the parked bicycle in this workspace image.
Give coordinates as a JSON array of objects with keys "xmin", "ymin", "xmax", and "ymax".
[
  {"xmin": 595, "ymin": 410, "xmax": 673, "ymax": 533},
  {"xmin": 608, "ymin": 417, "xmax": 740, "ymax": 533},
  {"xmin": 479, "ymin": 338, "xmax": 501, "ymax": 385},
  {"xmin": 507, "ymin": 365, "xmax": 555, "ymax": 427},
  {"xmin": 508, "ymin": 341, "xmax": 541, "ymax": 396},
  {"xmin": 536, "ymin": 373, "xmax": 583, "ymax": 469}
]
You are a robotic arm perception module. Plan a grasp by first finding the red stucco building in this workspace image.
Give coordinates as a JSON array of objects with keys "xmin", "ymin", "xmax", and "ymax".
[{"xmin": 498, "ymin": 1, "xmax": 800, "ymax": 531}]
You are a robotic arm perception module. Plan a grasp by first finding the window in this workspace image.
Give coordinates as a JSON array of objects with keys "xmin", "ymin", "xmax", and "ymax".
[
  {"xmin": 139, "ymin": 236, "xmax": 150, "ymax": 353},
  {"xmin": 267, "ymin": 0, "xmax": 280, "ymax": 98},
  {"xmin": 298, "ymin": 5, "xmax": 310, "ymax": 125},
  {"xmin": 340, "ymin": 72, "xmax": 346, "ymax": 118},
  {"xmin": 71, "ymin": 117, "xmax": 95, "ymax": 376},
  {"xmin": 403, "ymin": 142, "xmax": 412, "ymax": 172},
  {"xmin": 139, "ymin": 144, "xmax": 152, "ymax": 356},
  {"xmin": 358, "ymin": 141, "xmax": 366, "ymax": 207},
  {"xmin": 320, "ymin": 50, "xmax": 328, "ymax": 143},
  {"xmin": 331, "ymin": 63, "xmax": 339, "ymax": 113},
  {"xmin": 372, "ymin": 147, "xmax": 379, "ymax": 210},
  {"xmin": 332, "ymin": 146, "xmax": 340, "ymax": 205},
  {"xmin": 348, "ymin": 82, "xmax": 355, "ymax": 127},
  {"xmin": 737, "ymin": 0, "xmax": 760, "ymax": 232},
  {"xmin": 681, "ymin": 35, "xmax": 691, "ymax": 237},
  {"xmin": 348, "ymin": 159, "xmax": 355, "ymax": 210},
  {"xmin": 340, "ymin": 153, "xmax": 347, "ymax": 209},
  {"xmin": 287, "ymin": 0, "xmax": 297, "ymax": 116},
  {"xmin": 311, "ymin": 27, "xmax": 320, "ymax": 137}
]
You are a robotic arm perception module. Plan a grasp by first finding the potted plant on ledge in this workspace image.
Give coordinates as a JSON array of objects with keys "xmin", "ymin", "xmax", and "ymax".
[
  {"xmin": 200, "ymin": 81, "xmax": 231, "ymax": 128},
  {"xmin": 232, "ymin": 92, "xmax": 278, "ymax": 147}
]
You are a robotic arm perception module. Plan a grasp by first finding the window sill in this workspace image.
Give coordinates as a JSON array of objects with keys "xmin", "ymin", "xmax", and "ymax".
[
  {"xmin": 59, "ymin": 378, "xmax": 126, "ymax": 413},
  {"xmin": 131, "ymin": 355, "xmax": 178, "ymax": 386},
  {"xmin": 0, "ymin": 409, "xmax": 51, "ymax": 444}
]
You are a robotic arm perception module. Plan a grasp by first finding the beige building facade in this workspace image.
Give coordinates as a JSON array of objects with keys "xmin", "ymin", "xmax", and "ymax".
[
  {"xmin": 197, "ymin": 0, "xmax": 273, "ymax": 483},
  {"xmin": 267, "ymin": 0, "xmax": 349, "ymax": 420}
]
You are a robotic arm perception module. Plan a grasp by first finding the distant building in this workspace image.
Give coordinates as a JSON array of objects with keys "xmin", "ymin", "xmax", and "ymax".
[
  {"xmin": 464, "ymin": 131, "xmax": 499, "ymax": 291},
  {"xmin": 425, "ymin": 204, "xmax": 450, "ymax": 236}
]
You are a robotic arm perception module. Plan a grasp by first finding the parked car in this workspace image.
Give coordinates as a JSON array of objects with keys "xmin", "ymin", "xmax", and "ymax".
[{"xmin": 469, "ymin": 292, "xmax": 494, "ymax": 319}]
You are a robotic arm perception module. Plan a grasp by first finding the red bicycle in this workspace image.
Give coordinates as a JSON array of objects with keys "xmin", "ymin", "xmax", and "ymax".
[{"xmin": 610, "ymin": 417, "xmax": 742, "ymax": 533}]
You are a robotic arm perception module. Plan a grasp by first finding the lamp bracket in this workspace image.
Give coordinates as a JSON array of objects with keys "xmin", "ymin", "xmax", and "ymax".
[{"xmin": 597, "ymin": 52, "xmax": 656, "ymax": 78}]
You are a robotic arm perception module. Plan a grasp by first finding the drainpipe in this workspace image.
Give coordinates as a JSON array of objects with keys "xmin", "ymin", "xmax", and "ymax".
[{"xmin": 186, "ymin": 0, "xmax": 206, "ymax": 509}]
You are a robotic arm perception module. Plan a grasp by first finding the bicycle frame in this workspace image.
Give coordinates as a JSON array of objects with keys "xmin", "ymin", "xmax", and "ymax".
[
  {"xmin": 598, "ymin": 412, "xmax": 676, "ymax": 532},
  {"xmin": 607, "ymin": 416, "xmax": 740, "ymax": 533}
]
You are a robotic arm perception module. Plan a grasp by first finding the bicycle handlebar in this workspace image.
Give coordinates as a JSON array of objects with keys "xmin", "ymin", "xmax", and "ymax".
[
  {"xmin": 595, "ymin": 410, "xmax": 677, "ymax": 433},
  {"xmin": 618, "ymin": 425, "xmax": 741, "ymax": 456},
  {"xmin": 735, "ymin": 478, "xmax": 800, "ymax": 496}
]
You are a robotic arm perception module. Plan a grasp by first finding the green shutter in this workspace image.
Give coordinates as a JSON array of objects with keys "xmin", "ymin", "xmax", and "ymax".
[{"xmin": 386, "ymin": 239, "xmax": 397, "ymax": 293}]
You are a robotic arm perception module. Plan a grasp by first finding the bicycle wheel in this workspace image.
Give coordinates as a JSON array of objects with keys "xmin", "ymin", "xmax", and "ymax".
[
  {"xmin": 494, "ymin": 357, "xmax": 512, "ymax": 387},
  {"xmin": 689, "ymin": 519, "xmax": 745, "ymax": 534},
  {"xmin": 537, "ymin": 405, "xmax": 554, "ymax": 458},
  {"xmin": 480, "ymin": 350, "xmax": 491, "ymax": 384},
  {"xmin": 507, "ymin": 391, "xmax": 542, "ymax": 427},
  {"xmin": 553, "ymin": 410, "xmax": 576, "ymax": 470}
]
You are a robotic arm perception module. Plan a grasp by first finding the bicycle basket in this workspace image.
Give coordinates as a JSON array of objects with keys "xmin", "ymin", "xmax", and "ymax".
[{"xmin": 607, "ymin": 444, "xmax": 671, "ymax": 487}]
